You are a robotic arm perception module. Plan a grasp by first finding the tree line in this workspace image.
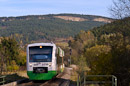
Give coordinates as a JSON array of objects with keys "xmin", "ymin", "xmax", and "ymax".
[
  {"xmin": 0, "ymin": 37, "xmax": 26, "ymax": 75},
  {"xmin": 68, "ymin": 17, "xmax": 130, "ymax": 86}
]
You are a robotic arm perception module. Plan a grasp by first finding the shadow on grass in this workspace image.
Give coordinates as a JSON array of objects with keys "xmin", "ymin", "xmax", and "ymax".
[
  {"xmin": 0, "ymin": 73, "xmax": 28, "ymax": 85},
  {"xmin": 70, "ymin": 80, "xmax": 77, "ymax": 86}
]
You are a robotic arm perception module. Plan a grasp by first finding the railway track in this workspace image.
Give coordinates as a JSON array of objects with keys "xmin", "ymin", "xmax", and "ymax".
[{"xmin": 17, "ymin": 67, "xmax": 71, "ymax": 86}]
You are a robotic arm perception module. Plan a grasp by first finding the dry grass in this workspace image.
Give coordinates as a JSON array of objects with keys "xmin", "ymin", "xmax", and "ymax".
[
  {"xmin": 70, "ymin": 70, "xmax": 78, "ymax": 81},
  {"xmin": 56, "ymin": 42, "xmax": 68, "ymax": 47},
  {"xmin": 16, "ymin": 71, "xmax": 28, "ymax": 78}
]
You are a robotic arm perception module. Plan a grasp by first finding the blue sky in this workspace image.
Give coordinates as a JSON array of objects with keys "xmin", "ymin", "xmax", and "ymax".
[{"xmin": 0, "ymin": 0, "xmax": 114, "ymax": 17}]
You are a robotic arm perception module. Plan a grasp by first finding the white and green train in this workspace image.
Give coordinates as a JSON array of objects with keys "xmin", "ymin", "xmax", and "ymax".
[{"xmin": 27, "ymin": 43, "xmax": 64, "ymax": 80}]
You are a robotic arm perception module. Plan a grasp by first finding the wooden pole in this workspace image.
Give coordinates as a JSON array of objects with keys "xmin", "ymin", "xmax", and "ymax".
[{"xmin": 62, "ymin": 56, "xmax": 63, "ymax": 72}]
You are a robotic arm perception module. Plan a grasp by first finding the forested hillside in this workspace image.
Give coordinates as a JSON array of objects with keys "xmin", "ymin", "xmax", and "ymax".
[
  {"xmin": 68, "ymin": 17, "xmax": 130, "ymax": 86},
  {"xmin": 0, "ymin": 14, "xmax": 113, "ymax": 44},
  {"xmin": 91, "ymin": 17, "xmax": 130, "ymax": 37}
]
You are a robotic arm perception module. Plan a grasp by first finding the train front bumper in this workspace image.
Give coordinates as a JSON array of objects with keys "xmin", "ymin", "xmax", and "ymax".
[{"xmin": 27, "ymin": 71, "xmax": 57, "ymax": 80}]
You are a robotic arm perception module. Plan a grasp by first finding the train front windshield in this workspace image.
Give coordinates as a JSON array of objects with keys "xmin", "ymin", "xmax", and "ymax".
[{"xmin": 29, "ymin": 46, "xmax": 53, "ymax": 62}]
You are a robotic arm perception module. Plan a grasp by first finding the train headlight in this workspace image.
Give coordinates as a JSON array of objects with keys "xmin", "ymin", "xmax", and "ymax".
[
  {"xmin": 29, "ymin": 63, "xmax": 32, "ymax": 67},
  {"xmin": 49, "ymin": 63, "xmax": 52, "ymax": 67},
  {"xmin": 40, "ymin": 46, "xmax": 42, "ymax": 48}
]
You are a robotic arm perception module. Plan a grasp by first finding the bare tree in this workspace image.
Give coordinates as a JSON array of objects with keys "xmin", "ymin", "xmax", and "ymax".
[{"xmin": 109, "ymin": 0, "xmax": 130, "ymax": 19}]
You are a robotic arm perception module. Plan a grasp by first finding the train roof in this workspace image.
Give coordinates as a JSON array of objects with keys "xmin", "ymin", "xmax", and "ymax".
[{"xmin": 27, "ymin": 43, "xmax": 56, "ymax": 47}]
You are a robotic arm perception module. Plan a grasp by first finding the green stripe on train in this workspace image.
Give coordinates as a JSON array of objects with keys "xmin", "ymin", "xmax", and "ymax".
[{"xmin": 27, "ymin": 71, "xmax": 57, "ymax": 80}]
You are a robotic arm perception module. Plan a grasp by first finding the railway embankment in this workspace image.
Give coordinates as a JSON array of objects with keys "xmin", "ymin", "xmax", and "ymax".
[
  {"xmin": 0, "ymin": 73, "xmax": 28, "ymax": 86},
  {"xmin": 1, "ymin": 67, "xmax": 73, "ymax": 86}
]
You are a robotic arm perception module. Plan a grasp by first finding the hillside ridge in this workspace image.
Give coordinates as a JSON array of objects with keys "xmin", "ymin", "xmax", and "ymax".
[
  {"xmin": 0, "ymin": 14, "xmax": 113, "ymax": 23},
  {"xmin": 0, "ymin": 13, "xmax": 114, "ymax": 44}
]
